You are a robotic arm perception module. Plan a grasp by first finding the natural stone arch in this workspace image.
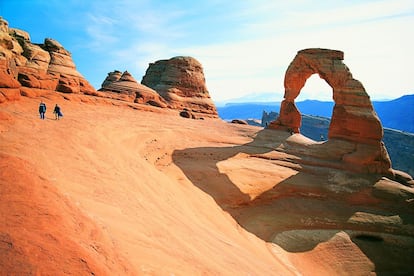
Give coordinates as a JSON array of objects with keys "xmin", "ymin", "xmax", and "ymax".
[{"xmin": 268, "ymin": 48, "xmax": 391, "ymax": 174}]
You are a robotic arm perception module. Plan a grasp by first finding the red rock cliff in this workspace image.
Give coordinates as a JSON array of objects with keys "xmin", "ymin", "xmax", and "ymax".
[
  {"xmin": 0, "ymin": 17, "xmax": 96, "ymax": 102},
  {"xmin": 141, "ymin": 56, "xmax": 218, "ymax": 117}
]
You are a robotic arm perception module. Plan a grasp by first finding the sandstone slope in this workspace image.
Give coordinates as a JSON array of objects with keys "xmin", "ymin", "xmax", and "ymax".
[
  {"xmin": 1, "ymin": 93, "xmax": 413, "ymax": 275},
  {"xmin": 0, "ymin": 94, "xmax": 293, "ymax": 275}
]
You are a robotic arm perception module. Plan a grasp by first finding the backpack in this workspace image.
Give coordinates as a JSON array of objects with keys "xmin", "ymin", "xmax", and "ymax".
[{"xmin": 39, "ymin": 104, "xmax": 46, "ymax": 112}]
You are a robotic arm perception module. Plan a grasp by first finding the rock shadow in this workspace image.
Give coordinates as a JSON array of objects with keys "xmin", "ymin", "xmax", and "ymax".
[
  {"xmin": 172, "ymin": 129, "xmax": 290, "ymax": 209},
  {"xmin": 172, "ymin": 128, "xmax": 414, "ymax": 274},
  {"xmin": 172, "ymin": 129, "xmax": 366, "ymax": 241}
]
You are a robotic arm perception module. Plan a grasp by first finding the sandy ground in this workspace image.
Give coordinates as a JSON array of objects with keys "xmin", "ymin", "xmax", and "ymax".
[{"xmin": 1, "ymin": 92, "xmax": 413, "ymax": 275}]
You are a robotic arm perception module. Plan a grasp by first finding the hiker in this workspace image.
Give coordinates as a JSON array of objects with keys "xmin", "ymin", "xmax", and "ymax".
[
  {"xmin": 39, "ymin": 101, "xmax": 46, "ymax": 119},
  {"xmin": 53, "ymin": 104, "xmax": 63, "ymax": 120}
]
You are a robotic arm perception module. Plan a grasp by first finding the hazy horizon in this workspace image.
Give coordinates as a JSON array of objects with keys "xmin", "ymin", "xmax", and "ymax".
[{"xmin": 214, "ymin": 91, "xmax": 412, "ymax": 106}]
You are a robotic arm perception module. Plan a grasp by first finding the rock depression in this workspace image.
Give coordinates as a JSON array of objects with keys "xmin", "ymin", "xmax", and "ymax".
[
  {"xmin": 269, "ymin": 48, "xmax": 392, "ymax": 175},
  {"xmin": 141, "ymin": 56, "xmax": 218, "ymax": 117}
]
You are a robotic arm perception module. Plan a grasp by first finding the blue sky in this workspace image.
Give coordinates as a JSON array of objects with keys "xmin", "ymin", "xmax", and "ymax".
[{"xmin": 1, "ymin": 0, "xmax": 413, "ymax": 103}]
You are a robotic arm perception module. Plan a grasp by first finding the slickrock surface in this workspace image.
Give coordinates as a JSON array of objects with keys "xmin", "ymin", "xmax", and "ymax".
[
  {"xmin": 1, "ymin": 93, "xmax": 413, "ymax": 275},
  {"xmin": 269, "ymin": 48, "xmax": 391, "ymax": 174},
  {"xmin": 142, "ymin": 56, "xmax": 218, "ymax": 117}
]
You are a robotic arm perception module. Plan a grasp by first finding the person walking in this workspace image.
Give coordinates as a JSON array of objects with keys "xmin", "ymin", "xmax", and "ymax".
[
  {"xmin": 53, "ymin": 104, "xmax": 63, "ymax": 120},
  {"xmin": 39, "ymin": 101, "xmax": 46, "ymax": 119}
]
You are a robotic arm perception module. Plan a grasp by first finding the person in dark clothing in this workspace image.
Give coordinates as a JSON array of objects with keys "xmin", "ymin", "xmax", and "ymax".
[
  {"xmin": 39, "ymin": 101, "xmax": 46, "ymax": 119},
  {"xmin": 53, "ymin": 104, "xmax": 62, "ymax": 120}
]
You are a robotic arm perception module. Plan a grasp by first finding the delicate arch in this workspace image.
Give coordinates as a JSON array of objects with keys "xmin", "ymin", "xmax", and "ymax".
[
  {"xmin": 270, "ymin": 48, "xmax": 381, "ymax": 142},
  {"xmin": 268, "ymin": 48, "xmax": 391, "ymax": 173}
]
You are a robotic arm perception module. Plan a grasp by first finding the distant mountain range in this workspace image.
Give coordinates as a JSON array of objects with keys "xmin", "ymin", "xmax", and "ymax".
[{"xmin": 217, "ymin": 94, "xmax": 414, "ymax": 133}]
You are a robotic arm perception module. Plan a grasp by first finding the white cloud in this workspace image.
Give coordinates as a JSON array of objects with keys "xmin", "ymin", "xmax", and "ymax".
[
  {"xmin": 175, "ymin": 0, "xmax": 414, "ymax": 102},
  {"xmin": 85, "ymin": 15, "xmax": 119, "ymax": 47}
]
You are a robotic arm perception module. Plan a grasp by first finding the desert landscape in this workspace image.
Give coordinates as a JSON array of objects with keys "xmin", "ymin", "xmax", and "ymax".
[{"xmin": 1, "ymin": 16, "xmax": 414, "ymax": 275}]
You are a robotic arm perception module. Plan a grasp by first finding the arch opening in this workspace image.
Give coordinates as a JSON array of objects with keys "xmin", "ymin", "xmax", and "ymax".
[
  {"xmin": 296, "ymin": 74, "xmax": 333, "ymax": 142},
  {"xmin": 297, "ymin": 74, "xmax": 333, "ymax": 103}
]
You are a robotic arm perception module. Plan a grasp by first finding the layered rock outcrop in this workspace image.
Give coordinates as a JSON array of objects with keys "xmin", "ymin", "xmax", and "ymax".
[
  {"xmin": 0, "ymin": 17, "xmax": 96, "ymax": 101},
  {"xmin": 0, "ymin": 18, "xmax": 21, "ymax": 102},
  {"xmin": 141, "ymin": 56, "xmax": 218, "ymax": 117},
  {"xmin": 1, "ymin": 17, "xmax": 218, "ymax": 116},
  {"xmin": 99, "ymin": 70, "xmax": 167, "ymax": 107},
  {"xmin": 268, "ymin": 48, "xmax": 392, "ymax": 174}
]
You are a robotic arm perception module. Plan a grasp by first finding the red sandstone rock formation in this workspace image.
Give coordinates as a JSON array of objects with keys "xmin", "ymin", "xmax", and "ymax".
[
  {"xmin": 0, "ymin": 58, "xmax": 21, "ymax": 103},
  {"xmin": 0, "ymin": 18, "xmax": 22, "ymax": 102},
  {"xmin": 0, "ymin": 17, "xmax": 96, "ymax": 100},
  {"xmin": 99, "ymin": 70, "xmax": 167, "ymax": 107},
  {"xmin": 1, "ymin": 17, "xmax": 218, "ymax": 116},
  {"xmin": 101, "ymin": 70, "xmax": 122, "ymax": 87},
  {"xmin": 141, "ymin": 56, "xmax": 218, "ymax": 117},
  {"xmin": 269, "ymin": 48, "xmax": 392, "ymax": 174}
]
